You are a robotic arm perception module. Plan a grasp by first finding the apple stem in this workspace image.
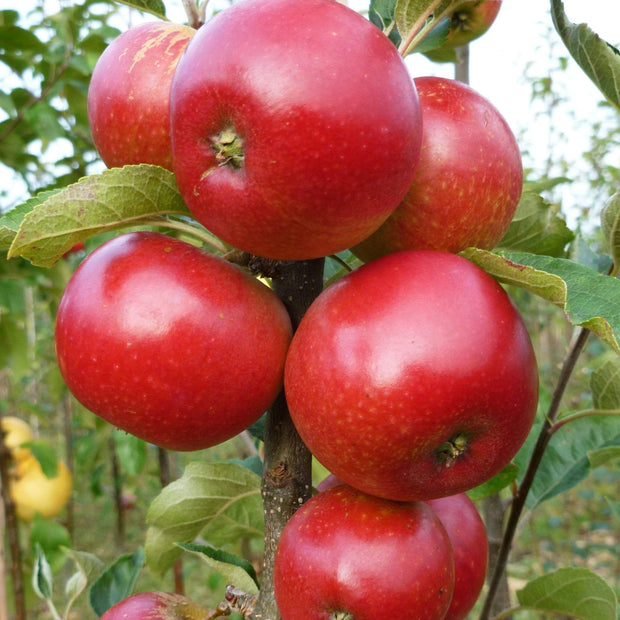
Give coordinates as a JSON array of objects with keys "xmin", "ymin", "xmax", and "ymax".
[
  {"xmin": 211, "ymin": 127, "xmax": 245, "ymax": 170},
  {"xmin": 181, "ymin": 0, "xmax": 202, "ymax": 29},
  {"xmin": 250, "ymin": 258, "xmax": 325, "ymax": 620}
]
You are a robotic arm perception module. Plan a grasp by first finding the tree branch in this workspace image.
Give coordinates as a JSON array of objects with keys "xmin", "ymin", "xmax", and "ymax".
[{"xmin": 250, "ymin": 258, "xmax": 325, "ymax": 620}]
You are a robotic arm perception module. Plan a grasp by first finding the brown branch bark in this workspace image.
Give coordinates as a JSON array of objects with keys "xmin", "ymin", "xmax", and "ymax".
[
  {"xmin": 108, "ymin": 435, "xmax": 126, "ymax": 550},
  {"xmin": 0, "ymin": 410, "xmax": 26, "ymax": 620},
  {"xmin": 251, "ymin": 258, "xmax": 325, "ymax": 620}
]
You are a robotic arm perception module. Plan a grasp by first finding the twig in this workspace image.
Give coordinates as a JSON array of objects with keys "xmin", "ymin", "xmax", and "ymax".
[
  {"xmin": 479, "ymin": 326, "xmax": 591, "ymax": 619},
  {"xmin": 181, "ymin": 0, "xmax": 202, "ymax": 28}
]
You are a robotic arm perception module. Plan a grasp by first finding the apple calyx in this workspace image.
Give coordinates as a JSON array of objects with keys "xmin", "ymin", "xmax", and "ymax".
[
  {"xmin": 434, "ymin": 433, "xmax": 469, "ymax": 468},
  {"xmin": 452, "ymin": 9, "xmax": 475, "ymax": 33},
  {"xmin": 330, "ymin": 612, "xmax": 354, "ymax": 620},
  {"xmin": 211, "ymin": 126, "xmax": 245, "ymax": 169}
]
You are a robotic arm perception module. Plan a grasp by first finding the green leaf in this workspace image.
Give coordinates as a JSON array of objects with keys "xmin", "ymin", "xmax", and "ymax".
[
  {"xmin": 466, "ymin": 463, "xmax": 519, "ymax": 500},
  {"xmin": 8, "ymin": 165, "xmax": 192, "ymax": 267},
  {"xmin": 461, "ymin": 248, "xmax": 620, "ymax": 352},
  {"xmin": 551, "ymin": 0, "xmax": 620, "ymax": 112},
  {"xmin": 88, "ymin": 547, "xmax": 145, "ymax": 617},
  {"xmin": 112, "ymin": 430, "xmax": 147, "ymax": 476},
  {"xmin": 30, "ymin": 516, "xmax": 71, "ymax": 573},
  {"xmin": 497, "ymin": 191, "xmax": 574, "ymax": 257},
  {"xmin": 0, "ymin": 25, "xmax": 45, "ymax": 52},
  {"xmin": 394, "ymin": 0, "xmax": 461, "ymax": 55},
  {"xmin": 228, "ymin": 455, "xmax": 264, "ymax": 478},
  {"xmin": 516, "ymin": 567, "xmax": 618, "ymax": 620},
  {"xmin": 62, "ymin": 548, "xmax": 105, "ymax": 617},
  {"xmin": 570, "ymin": 236, "xmax": 614, "ymax": 275},
  {"xmin": 588, "ymin": 445, "xmax": 620, "ymax": 469},
  {"xmin": 115, "ymin": 0, "xmax": 167, "ymax": 19},
  {"xmin": 369, "ymin": 0, "xmax": 401, "ymax": 47},
  {"xmin": 591, "ymin": 354, "xmax": 620, "ymax": 409},
  {"xmin": 178, "ymin": 542, "xmax": 259, "ymax": 593},
  {"xmin": 32, "ymin": 544, "xmax": 54, "ymax": 601},
  {"xmin": 145, "ymin": 462, "xmax": 263, "ymax": 575},
  {"xmin": 523, "ymin": 415, "xmax": 620, "ymax": 509},
  {"xmin": 0, "ymin": 190, "xmax": 61, "ymax": 250},
  {"xmin": 27, "ymin": 440, "xmax": 59, "ymax": 478},
  {"xmin": 606, "ymin": 496, "xmax": 620, "ymax": 520},
  {"xmin": 601, "ymin": 192, "xmax": 620, "ymax": 268}
]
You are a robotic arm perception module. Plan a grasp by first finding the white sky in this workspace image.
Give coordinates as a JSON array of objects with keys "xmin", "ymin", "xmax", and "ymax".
[{"xmin": 1, "ymin": 0, "xmax": 619, "ymax": 222}]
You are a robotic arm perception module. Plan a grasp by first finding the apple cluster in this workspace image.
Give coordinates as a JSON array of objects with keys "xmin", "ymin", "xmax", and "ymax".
[{"xmin": 60, "ymin": 0, "xmax": 535, "ymax": 617}]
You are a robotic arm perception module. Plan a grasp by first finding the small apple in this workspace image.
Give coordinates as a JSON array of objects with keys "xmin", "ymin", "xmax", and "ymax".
[
  {"xmin": 88, "ymin": 21, "xmax": 195, "ymax": 170},
  {"xmin": 1, "ymin": 416, "xmax": 33, "ymax": 462},
  {"xmin": 100, "ymin": 591, "xmax": 208, "ymax": 619},
  {"xmin": 353, "ymin": 76, "xmax": 522, "ymax": 261},
  {"xmin": 55, "ymin": 232, "xmax": 292, "ymax": 451},
  {"xmin": 274, "ymin": 485, "xmax": 455, "ymax": 620},
  {"xmin": 10, "ymin": 455, "xmax": 73, "ymax": 522},
  {"xmin": 426, "ymin": 494, "xmax": 489, "ymax": 620},
  {"xmin": 170, "ymin": 0, "xmax": 422, "ymax": 260},
  {"xmin": 425, "ymin": 1, "xmax": 502, "ymax": 62},
  {"xmin": 285, "ymin": 250, "xmax": 538, "ymax": 501}
]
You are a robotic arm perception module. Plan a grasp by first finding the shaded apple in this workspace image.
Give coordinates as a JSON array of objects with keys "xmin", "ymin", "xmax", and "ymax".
[
  {"xmin": 426, "ymin": 494, "xmax": 489, "ymax": 620},
  {"xmin": 353, "ymin": 76, "xmax": 522, "ymax": 261}
]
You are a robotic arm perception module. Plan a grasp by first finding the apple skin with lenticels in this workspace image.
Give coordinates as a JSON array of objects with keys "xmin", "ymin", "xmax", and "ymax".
[
  {"xmin": 88, "ymin": 21, "xmax": 195, "ymax": 170},
  {"xmin": 169, "ymin": 0, "xmax": 422, "ymax": 260},
  {"xmin": 285, "ymin": 250, "xmax": 538, "ymax": 501},
  {"xmin": 54, "ymin": 232, "xmax": 292, "ymax": 451},
  {"xmin": 353, "ymin": 76, "xmax": 522, "ymax": 262},
  {"xmin": 273, "ymin": 485, "xmax": 455, "ymax": 620}
]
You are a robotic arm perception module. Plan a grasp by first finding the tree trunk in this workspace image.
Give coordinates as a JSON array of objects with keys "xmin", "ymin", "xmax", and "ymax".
[{"xmin": 251, "ymin": 258, "xmax": 325, "ymax": 620}]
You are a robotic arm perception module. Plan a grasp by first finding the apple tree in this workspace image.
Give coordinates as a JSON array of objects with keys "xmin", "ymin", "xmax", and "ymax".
[{"xmin": 1, "ymin": 0, "xmax": 619, "ymax": 619}]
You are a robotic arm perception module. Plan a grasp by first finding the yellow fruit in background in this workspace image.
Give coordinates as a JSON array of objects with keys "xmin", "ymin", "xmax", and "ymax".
[
  {"xmin": 1, "ymin": 416, "xmax": 34, "ymax": 462},
  {"xmin": 10, "ymin": 455, "xmax": 73, "ymax": 522}
]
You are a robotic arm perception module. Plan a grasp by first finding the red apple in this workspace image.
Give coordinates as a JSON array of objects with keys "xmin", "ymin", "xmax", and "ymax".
[
  {"xmin": 55, "ymin": 232, "xmax": 292, "ymax": 451},
  {"xmin": 274, "ymin": 485, "xmax": 455, "ymax": 620},
  {"xmin": 100, "ymin": 591, "xmax": 208, "ymax": 619},
  {"xmin": 426, "ymin": 494, "xmax": 489, "ymax": 620},
  {"xmin": 285, "ymin": 250, "xmax": 538, "ymax": 501},
  {"xmin": 353, "ymin": 76, "xmax": 522, "ymax": 262},
  {"xmin": 170, "ymin": 0, "xmax": 422, "ymax": 260},
  {"xmin": 425, "ymin": 0, "xmax": 502, "ymax": 62},
  {"xmin": 88, "ymin": 21, "xmax": 195, "ymax": 170}
]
